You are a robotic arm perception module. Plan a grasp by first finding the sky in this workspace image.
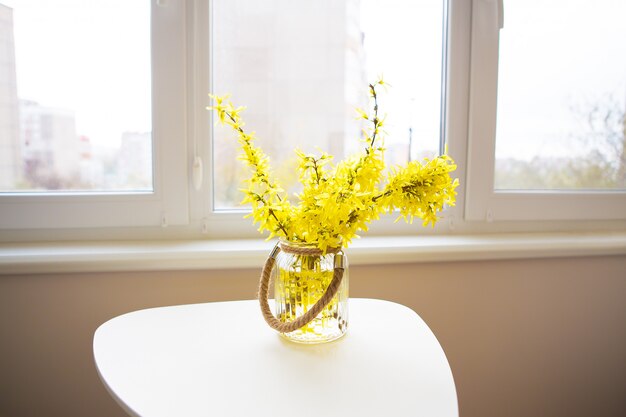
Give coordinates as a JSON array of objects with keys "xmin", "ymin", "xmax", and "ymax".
[
  {"xmin": 2, "ymin": 0, "xmax": 151, "ymax": 148},
  {"xmin": 495, "ymin": 0, "xmax": 626, "ymax": 160},
  {"xmin": 3, "ymin": 0, "xmax": 625, "ymax": 161},
  {"xmin": 4, "ymin": 0, "xmax": 443, "ymax": 154},
  {"xmin": 360, "ymin": 0, "xmax": 444, "ymax": 159}
]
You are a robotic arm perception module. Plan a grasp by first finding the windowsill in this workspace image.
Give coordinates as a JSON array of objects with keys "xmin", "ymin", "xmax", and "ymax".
[{"xmin": 1, "ymin": 231, "xmax": 625, "ymax": 275}]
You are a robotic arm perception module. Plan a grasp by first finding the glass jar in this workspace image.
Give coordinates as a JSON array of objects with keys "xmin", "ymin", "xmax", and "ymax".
[{"xmin": 272, "ymin": 240, "xmax": 349, "ymax": 344}]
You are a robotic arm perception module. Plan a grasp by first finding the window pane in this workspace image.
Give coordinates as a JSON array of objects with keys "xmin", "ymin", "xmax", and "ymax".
[
  {"xmin": 0, "ymin": 0, "xmax": 152, "ymax": 193},
  {"xmin": 212, "ymin": 0, "xmax": 445, "ymax": 209},
  {"xmin": 494, "ymin": 0, "xmax": 626, "ymax": 191}
]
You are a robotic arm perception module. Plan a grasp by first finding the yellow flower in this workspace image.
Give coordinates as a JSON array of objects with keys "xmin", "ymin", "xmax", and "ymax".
[
  {"xmin": 355, "ymin": 108, "xmax": 369, "ymax": 120},
  {"xmin": 207, "ymin": 93, "xmax": 230, "ymax": 124},
  {"xmin": 207, "ymin": 81, "xmax": 458, "ymax": 251}
]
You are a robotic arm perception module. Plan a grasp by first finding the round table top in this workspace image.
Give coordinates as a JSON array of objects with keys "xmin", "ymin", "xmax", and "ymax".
[{"xmin": 94, "ymin": 298, "xmax": 458, "ymax": 417}]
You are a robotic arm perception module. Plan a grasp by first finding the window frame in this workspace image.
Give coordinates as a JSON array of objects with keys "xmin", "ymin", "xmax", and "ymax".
[
  {"xmin": 199, "ymin": 0, "xmax": 460, "ymax": 240},
  {"xmin": 1, "ymin": 0, "xmax": 625, "ymax": 244},
  {"xmin": 463, "ymin": 0, "xmax": 626, "ymax": 222},
  {"xmin": 0, "ymin": 0, "xmax": 190, "ymax": 231}
]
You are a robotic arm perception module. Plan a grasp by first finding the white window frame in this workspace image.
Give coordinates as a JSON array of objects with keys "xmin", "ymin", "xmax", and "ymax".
[
  {"xmin": 1, "ymin": 0, "xmax": 625, "ymax": 244},
  {"xmin": 0, "ymin": 0, "xmax": 189, "ymax": 232},
  {"xmin": 464, "ymin": 0, "xmax": 626, "ymax": 222},
  {"xmin": 198, "ymin": 0, "xmax": 461, "ymax": 240}
]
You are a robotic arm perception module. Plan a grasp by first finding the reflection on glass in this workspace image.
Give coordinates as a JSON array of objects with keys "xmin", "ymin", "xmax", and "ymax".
[
  {"xmin": 0, "ymin": 0, "xmax": 152, "ymax": 193},
  {"xmin": 212, "ymin": 0, "xmax": 445, "ymax": 209},
  {"xmin": 495, "ymin": 0, "xmax": 626, "ymax": 191}
]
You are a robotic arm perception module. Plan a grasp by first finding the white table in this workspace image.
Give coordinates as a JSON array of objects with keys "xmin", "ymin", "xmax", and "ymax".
[{"xmin": 94, "ymin": 298, "xmax": 458, "ymax": 417}]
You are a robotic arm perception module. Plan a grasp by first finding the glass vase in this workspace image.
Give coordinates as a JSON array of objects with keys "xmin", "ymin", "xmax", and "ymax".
[{"xmin": 272, "ymin": 240, "xmax": 349, "ymax": 344}]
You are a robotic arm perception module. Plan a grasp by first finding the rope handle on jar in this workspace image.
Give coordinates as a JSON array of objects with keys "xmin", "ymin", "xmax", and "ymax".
[{"xmin": 258, "ymin": 242, "xmax": 345, "ymax": 333}]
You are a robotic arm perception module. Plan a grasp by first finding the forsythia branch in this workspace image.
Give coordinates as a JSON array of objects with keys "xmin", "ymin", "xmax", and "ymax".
[{"xmin": 207, "ymin": 79, "xmax": 458, "ymax": 252}]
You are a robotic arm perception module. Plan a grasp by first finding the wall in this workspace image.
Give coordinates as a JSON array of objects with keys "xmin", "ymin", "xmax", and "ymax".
[{"xmin": 0, "ymin": 255, "xmax": 625, "ymax": 417}]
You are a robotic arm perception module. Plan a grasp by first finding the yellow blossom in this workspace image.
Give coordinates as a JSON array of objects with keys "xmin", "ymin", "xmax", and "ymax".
[{"xmin": 207, "ymin": 82, "xmax": 458, "ymax": 251}]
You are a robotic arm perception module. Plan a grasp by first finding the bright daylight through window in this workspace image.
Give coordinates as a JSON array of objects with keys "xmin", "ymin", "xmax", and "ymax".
[
  {"xmin": 0, "ymin": 0, "xmax": 152, "ymax": 193},
  {"xmin": 211, "ymin": 0, "xmax": 446, "ymax": 210},
  {"xmin": 494, "ymin": 0, "xmax": 626, "ymax": 191},
  {"xmin": 0, "ymin": 0, "xmax": 624, "ymax": 238}
]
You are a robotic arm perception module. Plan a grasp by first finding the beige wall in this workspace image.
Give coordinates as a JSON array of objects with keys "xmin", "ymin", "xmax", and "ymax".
[{"xmin": 0, "ymin": 255, "xmax": 625, "ymax": 417}]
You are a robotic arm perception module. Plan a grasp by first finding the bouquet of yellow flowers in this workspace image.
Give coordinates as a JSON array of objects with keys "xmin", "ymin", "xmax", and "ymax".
[{"xmin": 209, "ymin": 80, "xmax": 459, "ymax": 253}]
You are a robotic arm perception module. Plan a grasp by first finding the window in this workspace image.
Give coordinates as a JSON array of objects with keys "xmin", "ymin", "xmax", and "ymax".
[
  {"xmin": 0, "ymin": 0, "xmax": 188, "ymax": 231},
  {"xmin": 210, "ymin": 0, "xmax": 446, "ymax": 210},
  {"xmin": 1, "ymin": 0, "xmax": 152, "ymax": 193},
  {"xmin": 0, "ymin": 0, "xmax": 624, "ymax": 242},
  {"xmin": 465, "ymin": 0, "xmax": 626, "ymax": 222},
  {"xmin": 204, "ymin": 0, "xmax": 454, "ymax": 238},
  {"xmin": 494, "ymin": 0, "xmax": 626, "ymax": 191}
]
